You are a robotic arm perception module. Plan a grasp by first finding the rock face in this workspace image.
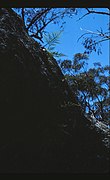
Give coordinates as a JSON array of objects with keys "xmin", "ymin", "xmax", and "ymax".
[{"xmin": 0, "ymin": 8, "xmax": 109, "ymax": 173}]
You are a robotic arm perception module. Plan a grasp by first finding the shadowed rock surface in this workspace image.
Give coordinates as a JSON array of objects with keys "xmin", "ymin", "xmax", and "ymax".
[{"xmin": 0, "ymin": 8, "xmax": 109, "ymax": 173}]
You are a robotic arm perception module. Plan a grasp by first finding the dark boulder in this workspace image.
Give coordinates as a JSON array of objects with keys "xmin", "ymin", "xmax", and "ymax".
[{"xmin": 0, "ymin": 8, "xmax": 109, "ymax": 173}]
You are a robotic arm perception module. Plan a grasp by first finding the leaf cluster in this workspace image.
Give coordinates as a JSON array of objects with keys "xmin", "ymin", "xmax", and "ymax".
[
  {"xmin": 59, "ymin": 53, "xmax": 110, "ymax": 125},
  {"xmin": 43, "ymin": 30, "xmax": 66, "ymax": 58}
]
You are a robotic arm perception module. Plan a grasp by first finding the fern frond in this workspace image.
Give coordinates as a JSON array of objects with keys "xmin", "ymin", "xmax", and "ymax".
[
  {"xmin": 43, "ymin": 30, "xmax": 67, "ymax": 58},
  {"xmin": 50, "ymin": 51, "xmax": 67, "ymax": 58},
  {"xmin": 44, "ymin": 30, "xmax": 63, "ymax": 49}
]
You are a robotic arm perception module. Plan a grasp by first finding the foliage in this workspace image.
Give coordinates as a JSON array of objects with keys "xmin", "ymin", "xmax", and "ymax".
[
  {"xmin": 13, "ymin": 8, "xmax": 109, "ymax": 56},
  {"xmin": 60, "ymin": 53, "xmax": 89, "ymax": 74},
  {"xmin": 77, "ymin": 8, "xmax": 110, "ymax": 55},
  {"xmin": 59, "ymin": 53, "xmax": 110, "ymax": 125},
  {"xmin": 13, "ymin": 8, "xmax": 77, "ymax": 44},
  {"xmin": 44, "ymin": 30, "xmax": 63, "ymax": 49},
  {"xmin": 12, "ymin": 8, "xmax": 77, "ymax": 58},
  {"xmin": 43, "ymin": 30, "xmax": 66, "ymax": 58}
]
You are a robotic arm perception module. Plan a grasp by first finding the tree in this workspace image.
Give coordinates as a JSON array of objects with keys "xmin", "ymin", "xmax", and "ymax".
[
  {"xmin": 77, "ymin": 8, "xmax": 110, "ymax": 55},
  {"xmin": 13, "ymin": 8, "xmax": 77, "ymax": 44},
  {"xmin": 59, "ymin": 53, "xmax": 110, "ymax": 126},
  {"xmin": 13, "ymin": 8, "xmax": 110, "ymax": 55},
  {"xmin": 13, "ymin": 8, "xmax": 109, "ymax": 56}
]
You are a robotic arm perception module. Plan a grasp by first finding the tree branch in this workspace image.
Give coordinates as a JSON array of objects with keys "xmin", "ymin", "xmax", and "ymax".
[
  {"xmin": 77, "ymin": 12, "xmax": 90, "ymax": 21},
  {"xmin": 26, "ymin": 8, "xmax": 51, "ymax": 31},
  {"xmin": 30, "ymin": 34, "xmax": 44, "ymax": 43},
  {"xmin": 77, "ymin": 8, "xmax": 110, "ymax": 21},
  {"xmin": 86, "ymin": 8, "xmax": 110, "ymax": 16},
  {"xmin": 37, "ymin": 15, "xmax": 59, "ymax": 35},
  {"xmin": 77, "ymin": 28, "xmax": 110, "ymax": 45}
]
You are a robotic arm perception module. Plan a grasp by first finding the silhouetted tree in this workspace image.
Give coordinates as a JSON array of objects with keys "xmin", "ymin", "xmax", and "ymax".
[{"xmin": 59, "ymin": 53, "xmax": 110, "ymax": 126}]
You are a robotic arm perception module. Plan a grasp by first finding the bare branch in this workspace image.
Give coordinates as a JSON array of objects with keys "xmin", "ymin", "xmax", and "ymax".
[
  {"xmin": 86, "ymin": 8, "xmax": 110, "ymax": 16},
  {"xmin": 30, "ymin": 34, "xmax": 44, "ymax": 43},
  {"xmin": 26, "ymin": 8, "xmax": 51, "ymax": 31},
  {"xmin": 29, "ymin": 15, "xmax": 59, "ymax": 43},
  {"xmin": 37, "ymin": 15, "xmax": 59, "ymax": 35},
  {"xmin": 95, "ymin": 38, "xmax": 110, "ymax": 44},
  {"xmin": 77, "ymin": 12, "xmax": 90, "ymax": 21},
  {"xmin": 78, "ymin": 28, "xmax": 110, "ymax": 45},
  {"xmin": 77, "ymin": 32, "xmax": 93, "ymax": 42},
  {"xmin": 77, "ymin": 8, "xmax": 110, "ymax": 21}
]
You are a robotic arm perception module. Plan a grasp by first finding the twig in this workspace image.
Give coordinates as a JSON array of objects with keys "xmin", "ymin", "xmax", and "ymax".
[
  {"xmin": 77, "ymin": 8, "xmax": 110, "ymax": 21},
  {"xmin": 77, "ymin": 12, "xmax": 90, "ymax": 21},
  {"xmin": 26, "ymin": 8, "xmax": 51, "ymax": 31},
  {"xmin": 86, "ymin": 8, "xmax": 110, "ymax": 16}
]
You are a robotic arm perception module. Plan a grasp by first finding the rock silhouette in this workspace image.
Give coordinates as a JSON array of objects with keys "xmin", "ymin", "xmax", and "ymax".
[{"xmin": 0, "ymin": 8, "xmax": 109, "ymax": 173}]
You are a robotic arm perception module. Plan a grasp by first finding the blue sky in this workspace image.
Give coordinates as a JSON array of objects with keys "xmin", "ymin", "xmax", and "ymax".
[{"xmin": 45, "ymin": 8, "xmax": 109, "ymax": 69}]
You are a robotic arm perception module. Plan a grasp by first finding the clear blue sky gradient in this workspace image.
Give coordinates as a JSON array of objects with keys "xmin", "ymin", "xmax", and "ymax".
[{"xmin": 45, "ymin": 8, "xmax": 109, "ymax": 69}]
